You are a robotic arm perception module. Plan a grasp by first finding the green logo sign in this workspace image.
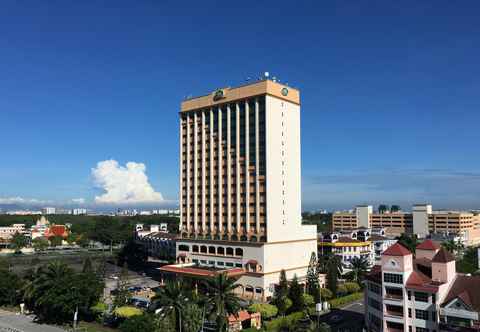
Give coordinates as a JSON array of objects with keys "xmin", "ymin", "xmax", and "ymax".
[
  {"xmin": 281, "ymin": 87, "xmax": 289, "ymax": 96},
  {"xmin": 213, "ymin": 89, "xmax": 225, "ymax": 101}
]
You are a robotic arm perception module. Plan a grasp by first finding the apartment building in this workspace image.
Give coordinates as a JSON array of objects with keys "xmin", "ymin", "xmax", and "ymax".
[
  {"xmin": 365, "ymin": 240, "xmax": 480, "ymax": 332},
  {"xmin": 160, "ymin": 77, "xmax": 317, "ymax": 300},
  {"xmin": 333, "ymin": 205, "xmax": 480, "ymax": 244}
]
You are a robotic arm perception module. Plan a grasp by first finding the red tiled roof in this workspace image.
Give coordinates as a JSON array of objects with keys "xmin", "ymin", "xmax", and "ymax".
[
  {"xmin": 46, "ymin": 225, "xmax": 68, "ymax": 238},
  {"xmin": 383, "ymin": 243, "xmax": 411, "ymax": 256},
  {"xmin": 228, "ymin": 310, "xmax": 251, "ymax": 323},
  {"xmin": 416, "ymin": 239, "xmax": 440, "ymax": 251},
  {"xmin": 442, "ymin": 275, "xmax": 480, "ymax": 311},
  {"xmin": 159, "ymin": 265, "xmax": 245, "ymax": 278},
  {"xmin": 432, "ymin": 248, "xmax": 455, "ymax": 263}
]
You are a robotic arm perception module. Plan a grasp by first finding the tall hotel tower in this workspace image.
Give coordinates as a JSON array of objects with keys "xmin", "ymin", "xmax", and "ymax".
[{"xmin": 174, "ymin": 77, "xmax": 317, "ymax": 300}]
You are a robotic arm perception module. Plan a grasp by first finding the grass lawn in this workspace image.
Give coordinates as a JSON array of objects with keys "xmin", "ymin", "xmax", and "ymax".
[{"xmin": 78, "ymin": 321, "xmax": 118, "ymax": 332}]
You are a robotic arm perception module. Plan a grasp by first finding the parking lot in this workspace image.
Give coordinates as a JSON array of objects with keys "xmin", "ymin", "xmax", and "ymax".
[{"xmin": 318, "ymin": 299, "xmax": 365, "ymax": 332}]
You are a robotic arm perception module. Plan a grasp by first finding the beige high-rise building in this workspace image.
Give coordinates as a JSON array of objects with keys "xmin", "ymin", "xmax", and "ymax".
[{"xmin": 168, "ymin": 78, "xmax": 317, "ymax": 300}]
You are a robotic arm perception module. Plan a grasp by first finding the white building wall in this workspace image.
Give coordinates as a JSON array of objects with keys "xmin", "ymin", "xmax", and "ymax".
[
  {"xmin": 356, "ymin": 205, "xmax": 372, "ymax": 228},
  {"xmin": 413, "ymin": 204, "xmax": 432, "ymax": 238}
]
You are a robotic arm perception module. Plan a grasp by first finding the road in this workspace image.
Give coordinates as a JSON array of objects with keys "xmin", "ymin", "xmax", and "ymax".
[
  {"xmin": 318, "ymin": 299, "xmax": 365, "ymax": 332},
  {"xmin": 0, "ymin": 310, "xmax": 66, "ymax": 332}
]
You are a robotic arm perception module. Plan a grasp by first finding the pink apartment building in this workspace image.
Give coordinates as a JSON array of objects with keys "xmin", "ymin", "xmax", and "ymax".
[{"xmin": 365, "ymin": 240, "xmax": 480, "ymax": 332}]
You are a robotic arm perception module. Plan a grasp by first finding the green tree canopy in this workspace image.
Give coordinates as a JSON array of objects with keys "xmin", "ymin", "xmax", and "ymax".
[{"xmin": 10, "ymin": 232, "xmax": 28, "ymax": 253}]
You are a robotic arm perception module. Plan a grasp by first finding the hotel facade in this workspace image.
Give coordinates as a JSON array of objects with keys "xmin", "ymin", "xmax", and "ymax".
[{"xmin": 171, "ymin": 78, "xmax": 317, "ymax": 300}]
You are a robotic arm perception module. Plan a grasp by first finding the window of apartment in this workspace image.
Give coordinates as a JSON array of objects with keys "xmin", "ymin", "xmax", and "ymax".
[
  {"xmin": 384, "ymin": 273, "xmax": 403, "ymax": 284},
  {"xmin": 408, "ymin": 308, "xmax": 412, "ymax": 318},
  {"xmin": 226, "ymin": 262, "xmax": 234, "ymax": 267},
  {"xmin": 408, "ymin": 291, "xmax": 411, "ymax": 300},
  {"xmin": 368, "ymin": 282, "xmax": 381, "ymax": 294},
  {"xmin": 416, "ymin": 327, "xmax": 428, "ymax": 332},
  {"xmin": 369, "ymin": 313, "xmax": 381, "ymax": 329},
  {"xmin": 368, "ymin": 297, "xmax": 381, "ymax": 311},
  {"xmin": 414, "ymin": 292, "xmax": 429, "ymax": 303},
  {"xmin": 415, "ymin": 309, "xmax": 429, "ymax": 320}
]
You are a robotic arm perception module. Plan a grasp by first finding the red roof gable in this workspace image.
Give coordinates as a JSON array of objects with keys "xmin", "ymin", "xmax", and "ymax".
[
  {"xmin": 416, "ymin": 239, "xmax": 440, "ymax": 251},
  {"xmin": 432, "ymin": 248, "xmax": 455, "ymax": 263},
  {"xmin": 46, "ymin": 225, "xmax": 68, "ymax": 238},
  {"xmin": 383, "ymin": 243, "xmax": 411, "ymax": 256}
]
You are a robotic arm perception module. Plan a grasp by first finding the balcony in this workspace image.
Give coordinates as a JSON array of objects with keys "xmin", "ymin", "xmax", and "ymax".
[
  {"xmin": 384, "ymin": 293, "xmax": 404, "ymax": 302},
  {"xmin": 385, "ymin": 311, "xmax": 404, "ymax": 318}
]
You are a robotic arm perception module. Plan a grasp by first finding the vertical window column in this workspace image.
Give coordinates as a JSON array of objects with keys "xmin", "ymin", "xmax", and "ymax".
[
  {"xmin": 245, "ymin": 101, "xmax": 250, "ymax": 234},
  {"xmin": 226, "ymin": 105, "xmax": 232, "ymax": 234},
  {"xmin": 235, "ymin": 103, "xmax": 241, "ymax": 235},
  {"xmin": 201, "ymin": 111, "xmax": 206, "ymax": 234},
  {"xmin": 193, "ymin": 112, "xmax": 198, "ymax": 233},
  {"xmin": 179, "ymin": 117, "xmax": 184, "ymax": 232},
  {"xmin": 217, "ymin": 107, "xmax": 223, "ymax": 235},
  {"xmin": 209, "ymin": 108, "xmax": 214, "ymax": 234},
  {"xmin": 186, "ymin": 113, "xmax": 191, "ymax": 234},
  {"xmin": 255, "ymin": 98, "xmax": 260, "ymax": 234}
]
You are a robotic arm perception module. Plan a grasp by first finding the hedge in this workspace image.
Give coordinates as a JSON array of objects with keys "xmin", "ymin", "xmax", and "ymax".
[
  {"xmin": 265, "ymin": 311, "xmax": 304, "ymax": 331},
  {"xmin": 328, "ymin": 292, "xmax": 363, "ymax": 309}
]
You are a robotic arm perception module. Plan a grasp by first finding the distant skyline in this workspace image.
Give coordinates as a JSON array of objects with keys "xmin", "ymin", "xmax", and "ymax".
[{"xmin": 1, "ymin": 1, "xmax": 480, "ymax": 211}]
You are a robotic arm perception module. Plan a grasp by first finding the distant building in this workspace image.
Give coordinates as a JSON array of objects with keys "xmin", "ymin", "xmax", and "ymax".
[
  {"xmin": 0, "ymin": 224, "xmax": 27, "ymax": 246},
  {"xmin": 318, "ymin": 227, "xmax": 396, "ymax": 269},
  {"xmin": 365, "ymin": 240, "xmax": 480, "ymax": 332},
  {"xmin": 42, "ymin": 207, "xmax": 56, "ymax": 215},
  {"xmin": 71, "ymin": 208, "xmax": 87, "ymax": 215},
  {"xmin": 135, "ymin": 224, "xmax": 176, "ymax": 261},
  {"xmin": 333, "ymin": 204, "xmax": 480, "ymax": 245},
  {"xmin": 30, "ymin": 216, "xmax": 69, "ymax": 240}
]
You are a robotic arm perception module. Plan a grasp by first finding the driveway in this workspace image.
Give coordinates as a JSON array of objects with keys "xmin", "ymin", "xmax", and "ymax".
[{"xmin": 318, "ymin": 299, "xmax": 365, "ymax": 332}]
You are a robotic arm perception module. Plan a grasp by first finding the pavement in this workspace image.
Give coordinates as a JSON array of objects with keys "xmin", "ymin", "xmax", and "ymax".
[
  {"xmin": 318, "ymin": 299, "xmax": 365, "ymax": 332},
  {"xmin": 0, "ymin": 311, "xmax": 66, "ymax": 332}
]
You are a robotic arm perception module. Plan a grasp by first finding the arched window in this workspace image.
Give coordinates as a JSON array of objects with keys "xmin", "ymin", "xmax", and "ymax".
[
  {"xmin": 217, "ymin": 247, "xmax": 225, "ymax": 255},
  {"xmin": 192, "ymin": 245, "xmax": 199, "ymax": 253},
  {"xmin": 209, "ymin": 246, "xmax": 216, "ymax": 254},
  {"xmin": 235, "ymin": 248, "xmax": 243, "ymax": 256},
  {"xmin": 200, "ymin": 245, "xmax": 207, "ymax": 253},
  {"xmin": 226, "ymin": 247, "xmax": 234, "ymax": 256},
  {"xmin": 178, "ymin": 245, "xmax": 190, "ymax": 252}
]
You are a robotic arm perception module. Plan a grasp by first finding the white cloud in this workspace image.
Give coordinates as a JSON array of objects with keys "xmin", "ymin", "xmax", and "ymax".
[
  {"xmin": 92, "ymin": 160, "xmax": 164, "ymax": 204},
  {"xmin": 71, "ymin": 198, "xmax": 86, "ymax": 204},
  {"xmin": 0, "ymin": 197, "xmax": 49, "ymax": 205}
]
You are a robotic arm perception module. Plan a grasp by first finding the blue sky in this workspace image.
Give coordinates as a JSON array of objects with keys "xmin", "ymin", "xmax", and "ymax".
[{"xmin": 1, "ymin": 1, "xmax": 480, "ymax": 211}]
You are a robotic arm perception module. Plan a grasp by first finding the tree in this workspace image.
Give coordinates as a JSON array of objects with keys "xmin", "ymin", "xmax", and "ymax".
[
  {"xmin": 113, "ymin": 263, "xmax": 131, "ymax": 308},
  {"xmin": 326, "ymin": 256, "xmax": 342, "ymax": 297},
  {"xmin": 288, "ymin": 274, "xmax": 305, "ymax": 313},
  {"xmin": 76, "ymin": 234, "xmax": 90, "ymax": 248},
  {"xmin": 204, "ymin": 273, "xmax": 241, "ymax": 332},
  {"xmin": 349, "ymin": 256, "xmax": 368, "ymax": 283},
  {"xmin": 442, "ymin": 239, "xmax": 464, "ymax": 256},
  {"xmin": 0, "ymin": 268, "xmax": 24, "ymax": 306},
  {"xmin": 117, "ymin": 239, "xmax": 147, "ymax": 270},
  {"xmin": 49, "ymin": 235, "xmax": 63, "ymax": 247},
  {"xmin": 274, "ymin": 269, "xmax": 291, "ymax": 316},
  {"xmin": 319, "ymin": 288, "xmax": 333, "ymax": 300},
  {"xmin": 182, "ymin": 303, "xmax": 203, "ymax": 332},
  {"xmin": 32, "ymin": 237, "xmax": 49, "ymax": 251},
  {"xmin": 306, "ymin": 252, "xmax": 319, "ymax": 298},
  {"xmin": 390, "ymin": 205, "xmax": 401, "ymax": 213},
  {"xmin": 378, "ymin": 205, "xmax": 389, "ymax": 214},
  {"xmin": 247, "ymin": 303, "xmax": 278, "ymax": 320},
  {"xmin": 10, "ymin": 232, "xmax": 28, "ymax": 253},
  {"xmin": 119, "ymin": 313, "xmax": 158, "ymax": 332},
  {"xmin": 397, "ymin": 234, "xmax": 418, "ymax": 254},
  {"xmin": 24, "ymin": 261, "xmax": 103, "ymax": 324},
  {"xmin": 150, "ymin": 280, "xmax": 188, "ymax": 331},
  {"xmin": 66, "ymin": 233, "xmax": 77, "ymax": 245},
  {"xmin": 336, "ymin": 284, "xmax": 348, "ymax": 297}
]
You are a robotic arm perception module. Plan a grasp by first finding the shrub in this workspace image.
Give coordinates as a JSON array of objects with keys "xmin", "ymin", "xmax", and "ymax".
[
  {"xmin": 265, "ymin": 311, "xmax": 304, "ymax": 331},
  {"xmin": 119, "ymin": 314, "xmax": 157, "ymax": 332},
  {"xmin": 328, "ymin": 292, "xmax": 363, "ymax": 309},
  {"xmin": 247, "ymin": 303, "xmax": 278, "ymax": 320},
  {"xmin": 344, "ymin": 282, "xmax": 361, "ymax": 294},
  {"xmin": 90, "ymin": 302, "xmax": 108, "ymax": 314},
  {"xmin": 114, "ymin": 306, "xmax": 142, "ymax": 318},
  {"xmin": 319, "ymin": 288, "xmax": 333, "ymax": 300},
  {"xmin": 303, "ymin": 293, "xmax": 314, "ymax": 307},
  {"xmin": 336, "ymin": 284, "xmax": 348, "ymax": 297}
]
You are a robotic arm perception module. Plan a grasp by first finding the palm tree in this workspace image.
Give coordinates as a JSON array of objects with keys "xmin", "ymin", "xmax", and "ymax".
[
  {"xmin": 442, "ymin": 239, "xmax": 464, "ymax": 257},
  {"xmin": 204, "ymin": 273, "xmax": 241, "ymax": 332},
  {"xmin": 349, "ymin": 256, "xmax": 369, "ymax": 283},
  {"xmin": 23, "ymin": 261, "xmax": 75, "ymax": 322},
  {"xmin": 150, "ymin": 280, "xmax": 189, "ymax": 332}
]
